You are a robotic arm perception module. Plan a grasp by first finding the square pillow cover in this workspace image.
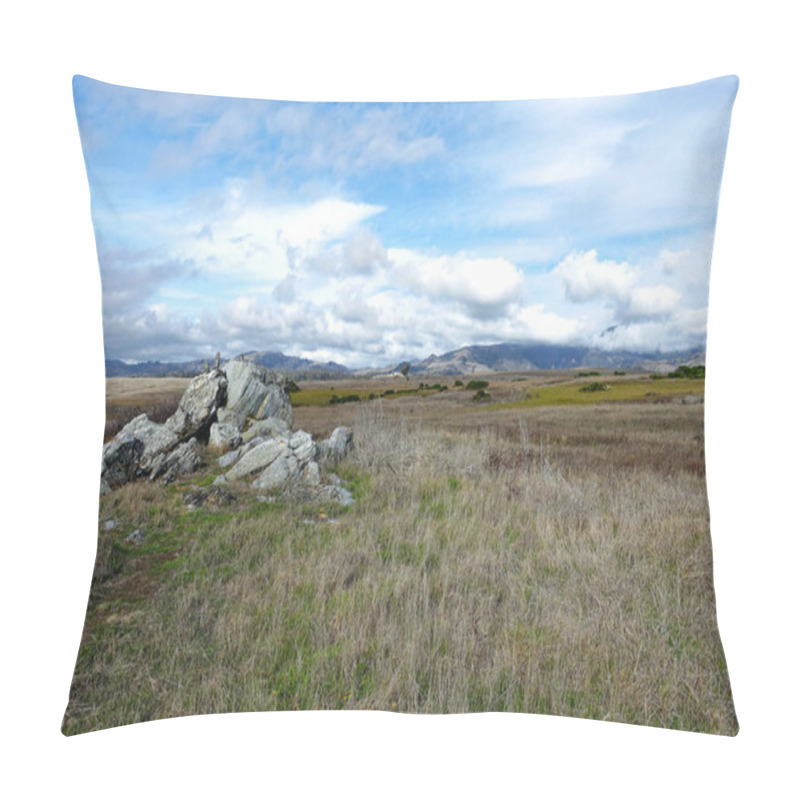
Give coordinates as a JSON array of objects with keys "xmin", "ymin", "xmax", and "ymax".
[{"xmin": 64, "ymin": 74, "xmax": 738, "ymax": 735}]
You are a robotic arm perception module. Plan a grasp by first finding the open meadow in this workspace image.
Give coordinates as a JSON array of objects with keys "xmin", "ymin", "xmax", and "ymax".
[{"xmin": 65, "ymin": 369, "xmax": 736, "ymax": 734}]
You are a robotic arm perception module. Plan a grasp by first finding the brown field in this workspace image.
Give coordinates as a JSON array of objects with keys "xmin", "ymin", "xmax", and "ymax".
[
  {"xmin": 64, "ymin": 370, "xmax": 736, "ymax": 735},
  {"xmin": 104, "ymin": 377, "xmax": 190, "ymax": 440}
]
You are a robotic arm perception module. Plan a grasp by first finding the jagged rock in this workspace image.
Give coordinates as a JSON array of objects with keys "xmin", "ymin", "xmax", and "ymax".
[
  {"xmin": 225, "ymin": 437, "xmax": 290, "ymax": 481},
  {"xmin": 319, "ymin": 426, "xmax": 354, "ymax": 464},
  {"xmin": 99, "ymin": 364, "xmax": 353, "ymax": 504},
  {"xmin": 289, "ymin": 430, "xmax": 317, "ymax": 465},
  {"xmin": 209, "ymin": 422, "xmax": 242, "ymax": 452},
  {"xmin": 217, "ymin": 448, "xmax": 243, "ymax": 469},
  {"xmin": 149, "ymin": 438, "xmax": 202, "ymax": 482},
  {"xmin": 216, "ymin": 435, "xmax": 269, "ymax": 469},
  {"xmin": 165, "ymin": 369, "xmax": 227, "ymax": 441},
  {"xmin": 217, "ymin": 360, "xmax": 293, "ymax": 430},
  {"xmin": 303, "ymin": 461, "xmax": 321, "ymax": 485},
  {"xmin": 101, "ymin": 435, "xmax": 145, "ymax": 490},
  {"xmin": 117, "ymin": 414, "xmax": 180, "ymax": 469},
  {"xmin": 242, "ymin": 416, "xmax": 291, "ymax": 442},
  {"xmin": 252, "ymin": 451, "xmax": 299, "ymax": 490}
]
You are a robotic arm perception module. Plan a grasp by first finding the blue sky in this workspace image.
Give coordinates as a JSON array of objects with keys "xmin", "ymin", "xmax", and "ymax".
[{"xmin": 73, "ymin": 75, "xmax": 738, "ymax": 367}]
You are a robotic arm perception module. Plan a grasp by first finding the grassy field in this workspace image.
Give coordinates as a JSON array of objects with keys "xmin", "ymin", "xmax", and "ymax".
[
  {"xmin": 64, "ymin": 369, "xmax": 736, "ymax": 734},
  {"xmin": 105, "ymin": 378, "xmax": 189, "ymax": 441}
]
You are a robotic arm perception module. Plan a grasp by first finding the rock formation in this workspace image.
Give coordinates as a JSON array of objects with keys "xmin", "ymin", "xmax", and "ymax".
[{"xmin": 100, "ymin": 359, "xmax": 354, "ymax": 503}]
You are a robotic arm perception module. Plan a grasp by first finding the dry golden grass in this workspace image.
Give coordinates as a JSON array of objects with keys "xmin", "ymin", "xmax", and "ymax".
[
  {"xmin": 64, "ymin": 373, "xmax": 734, "ymax": 734},
  {"xmin": 104, "ymin": 378, "xmax": 189, "ymax": 440}
]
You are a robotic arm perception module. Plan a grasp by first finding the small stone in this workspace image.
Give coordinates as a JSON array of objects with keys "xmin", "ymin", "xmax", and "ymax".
[
  {"xmin": 333, "ymin": 486, "xmax": 354, "ymax": 506},
  {"xmin": 125, "ymin": 529, "xmax": 144, "ymax": 545},
  {"xmin": 104, "ymin": 519, "xmax": 117, "ymax": 531}
]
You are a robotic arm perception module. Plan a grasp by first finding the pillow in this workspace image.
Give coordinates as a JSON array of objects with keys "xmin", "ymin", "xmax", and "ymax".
[{"xmin": 63, "ymin": 75, "xmax": 738, "ymax": 735}]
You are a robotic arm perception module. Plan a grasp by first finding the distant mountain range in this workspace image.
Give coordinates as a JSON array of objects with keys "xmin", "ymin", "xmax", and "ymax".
[
  {"xmin": 383, "ymin": 343, "xmax": 706, "ymax": 376},
  {"xmin": 105, "ymin": 351, "xmax": 350, "ymax": 379},
  {"xmin": 106, "ymin": 343, "xmax": 704, "ymax": 379}
]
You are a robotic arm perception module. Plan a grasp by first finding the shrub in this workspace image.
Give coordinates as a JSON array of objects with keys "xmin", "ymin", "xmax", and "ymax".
[
  {"xmin": 286, "ymin": 380, "xmax": 301, "ymax": 393},
  {"xmin": 329, "ymin": 394, "xmax": 361, "ymax": 405},
  {"xmin": 578, "ymin": 371, "xmax": 601, "ymax": 377},
  {"xmin": 667, "ymin": 365, "xmax": 705, "ymax": 379},
  {"xmin": 579, "ymin": 382, "xmax": 611, "ymax": 393},
  {"xmin": 471, "ymin": 389, "xmax": 491, "ymax": 402},
  {"xmin": 454, "ymin": 380, "xmax": 464, "ymax": 387},
  {"xmin": 466, "ymin": 380, "xmax": 489, "ymax": 390}
]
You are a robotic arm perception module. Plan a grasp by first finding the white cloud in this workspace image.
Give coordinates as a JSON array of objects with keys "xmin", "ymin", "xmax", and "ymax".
[
  {"xmin": 625, "ymin": 285, "xmax": 681, "ymax": 320},
  {"xmin": 388, "ymin": 249, "xmax": 525, "ymax": 317},
  {"xmin": 590, "ymin": 306, "xmax": 708, "ymax": 353},
  {"xmin": 304, "ymin": 228, "xmax": 389, "ymax": 277},
  {"xmin": 554, "ymin": 249, "xmax": 639, "ymax": 303},
  {"xmin": 116, "ymin": 184, "xmax": 386, "ymax": 291}
]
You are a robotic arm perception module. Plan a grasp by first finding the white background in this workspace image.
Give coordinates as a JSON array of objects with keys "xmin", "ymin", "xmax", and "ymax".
[{"xmin": 2, "ymin": 1, "xmax": 797, "ymax": 797}]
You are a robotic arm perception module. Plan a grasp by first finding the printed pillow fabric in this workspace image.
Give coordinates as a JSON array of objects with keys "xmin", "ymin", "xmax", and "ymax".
[{"xmin": 64, "ymin": 75, "xmax": 739, "ymax": 735}]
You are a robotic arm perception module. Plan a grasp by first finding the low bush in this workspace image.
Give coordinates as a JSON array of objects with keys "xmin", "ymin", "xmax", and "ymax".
[
  {"xmin": 579, "ymin": 382, "xmax": 611, "ymax": 393},
  {"xmin": 329, "ymin": 394, "xmax": 361, "ymax": 405},
  {"xmin": 668, "ymin": 365, "xmax": 705, "ymax": 379}
]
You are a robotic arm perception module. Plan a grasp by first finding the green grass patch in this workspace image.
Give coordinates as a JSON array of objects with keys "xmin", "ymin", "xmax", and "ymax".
[
  {"xmin": 491, "ymin": 377, "xmax": 704, "ymax": 410},
  {"xmin": 333, "ymin": 463, "xmax": 373, "ymax": 501}
]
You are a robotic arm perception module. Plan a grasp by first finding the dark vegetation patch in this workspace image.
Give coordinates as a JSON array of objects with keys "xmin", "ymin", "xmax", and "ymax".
[
  {"xmin": 651, "ymin": 365, "xmax": 705, "ymax": 380},
  {"xmin": 580, "ymin": 382, "xmax": 611, "ymax": 392}
]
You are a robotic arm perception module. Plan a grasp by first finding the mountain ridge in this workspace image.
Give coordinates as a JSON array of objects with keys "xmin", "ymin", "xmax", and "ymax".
[{"xmin": 106, "ymin": 343, "xmax": 705, "ymax": 378}]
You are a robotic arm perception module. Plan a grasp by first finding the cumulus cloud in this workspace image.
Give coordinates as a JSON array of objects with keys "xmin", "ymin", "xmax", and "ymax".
[
  {"xmin": 98, "ymin": 247, "xmax": 193, "ymax": 315},
  {"xmin": 554, "ymin": 249, "xmax": 682, "ymax": 321},
  {"xmin": 123, "ymin": 184, "xmax": 385, "ymax": 289},
  {"xmin": 304, "ymin": 228, "xmax": 389, "ymax": 277},
  {"xmin": 75, "ymin": 76, "xmax": 733, "ymax": 364},
  {"xmin": 554, "ymin": 249, "xmax": 639, "ymax": 304},
  {"xmin": 550, "ymin": 248, "xmax": 700, "ymax": 349},
  {"xmin": 624, "ymin": 285, "xmax": 681, "ymax": 320},
  {"xmin": 388, "ymin": 249, "xmax": 525, "ymax": 318},
  {"xmin": 590, "ymin": 306, "xmax": 708, "ymax": 353}
]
